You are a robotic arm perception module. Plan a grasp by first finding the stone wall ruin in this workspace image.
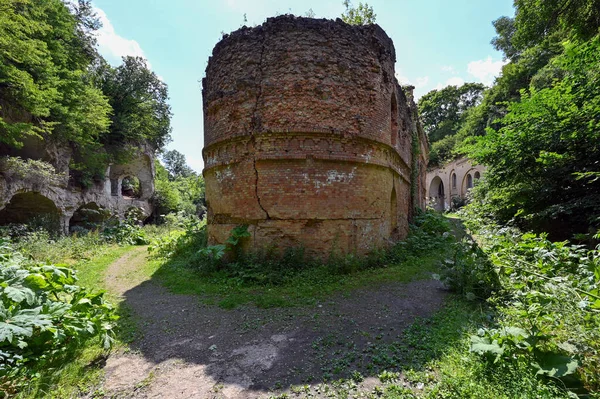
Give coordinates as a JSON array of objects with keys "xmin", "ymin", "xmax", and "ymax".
[
  {"xmin": 426, "ymin": 158, "xmax": 485, "ymax": 211},
  {"xmin": 0, "ymin": 136, "xmax": 155, "ymax": 234},
  {"xmin": 202, "ymin": 16, "xmax": 428, "ymax": 257}
]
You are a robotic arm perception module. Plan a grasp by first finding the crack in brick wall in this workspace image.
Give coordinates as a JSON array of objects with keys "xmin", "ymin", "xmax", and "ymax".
[{"xmin": 202, "ymin": 15, "xmax": 427, "ymax": 257}]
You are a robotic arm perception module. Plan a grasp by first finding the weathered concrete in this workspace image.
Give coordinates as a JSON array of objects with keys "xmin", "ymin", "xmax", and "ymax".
[
  {"xmin": 202, "ymin": 16, "xmax": 427, "ymax": 257},
  {"xmin": 0, "ymin": 139, "xmax": 154, "ymax": 233},
  {"xmin": 426, "ymin": 158, "xmax": 485, "ymax": 211}
]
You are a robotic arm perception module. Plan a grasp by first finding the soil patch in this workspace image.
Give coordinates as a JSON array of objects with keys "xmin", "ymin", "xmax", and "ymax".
[{"xmin": 102, "ymin": 250, "xmax": 449, "ymax": 398}]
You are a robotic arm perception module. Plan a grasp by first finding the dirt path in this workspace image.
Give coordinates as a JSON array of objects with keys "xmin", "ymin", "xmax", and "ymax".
[{"xmin": 101, "ymin": 248, "xmax": 449, "ymax": 398}]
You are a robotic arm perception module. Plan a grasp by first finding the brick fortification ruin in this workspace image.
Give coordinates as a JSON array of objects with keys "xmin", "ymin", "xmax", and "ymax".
[{"xmin": 202, "ymin": 16, "xmax": 428, "ymax": 256}]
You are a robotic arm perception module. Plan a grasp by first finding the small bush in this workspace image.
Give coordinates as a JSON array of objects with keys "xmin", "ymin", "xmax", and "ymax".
[
  {"xmin": 149, "ymin": 210, "xmax": 453, "ymax": 287},
  {"xmin": 0, "ymin": 240, "xmax": 117, "ymax": 396}
]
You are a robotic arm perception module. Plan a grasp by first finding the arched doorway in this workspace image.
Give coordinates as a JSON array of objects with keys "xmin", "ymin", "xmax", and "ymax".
[
  {"xmin": 121, "ymin": 176, "xmax": 142, "ymax": 199},
  {"xmin": 0, "ymin": 192, "xmax": 61, "ymax": 233},
  {"xmin": 428, "ymin": 176, "xmax": 445, "ymax": 211}
]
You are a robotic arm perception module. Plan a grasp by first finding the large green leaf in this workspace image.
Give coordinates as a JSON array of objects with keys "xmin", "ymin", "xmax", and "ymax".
[
  {"xmin": 533, "ymin": 353, "xmax": 579, "ymax": 378},
  {"xmin": 470, "ymin": 335, "xmax": 504, "ymax": 356},
  {"xmin": 0, "ymin": 322, "xmax": 33, "ymax": 343},
  {"xmin": 3, "ymin": 285, "xmax": 35, "ymax": 305}
]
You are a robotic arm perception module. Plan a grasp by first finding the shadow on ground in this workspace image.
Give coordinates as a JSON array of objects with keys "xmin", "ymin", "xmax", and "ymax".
[{"xmin": 103, "ymin": 233, "xmax": 471, "ymax": 398}]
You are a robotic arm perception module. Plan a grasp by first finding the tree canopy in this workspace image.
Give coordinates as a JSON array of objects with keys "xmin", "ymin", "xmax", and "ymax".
[
  {"xmin": 417, "ymin": 83, "xmax": 485, "ymax": 166},
  {"xmin": 0, "ymin": 0, "xmax": 172, "ymax": 186}
]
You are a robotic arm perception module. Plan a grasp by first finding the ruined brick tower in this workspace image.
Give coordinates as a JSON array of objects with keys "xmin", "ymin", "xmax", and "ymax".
[{"xmin": 202, "ymin": 16, "xmax": 428, "ymax": 257}]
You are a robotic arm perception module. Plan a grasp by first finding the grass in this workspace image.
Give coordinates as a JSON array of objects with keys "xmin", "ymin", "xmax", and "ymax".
[
  {"xmin": 146, "ymin": 248, "xmax": 448, "ymax": 309},
  {"xmin": 145, "ymin": 210, "xmax": 454, "ymax": 309},
  {"xmin": 8, "ymin": 211, "xmax": 584, "ymax": 398},
  {"xmin": 13, "ymin": 243, "xmax": 132, "ymax": 399},
  {"xmin": 152, "ymin": 251, "xmax": 445, "ymax": 308}
]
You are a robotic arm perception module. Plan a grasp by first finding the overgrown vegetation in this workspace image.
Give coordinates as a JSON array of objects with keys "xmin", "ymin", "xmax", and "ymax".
[
  {"xmin": 147, "ymin": 210, "xmax": 452, "ymax": 308},
  {"xmin": 151, "ymin": 150, "xmax": 205, "ymax": 223},
  {"xmin": 419, "ymin": 0, "xmax": 600, "ymax": 239},
  {"xmin": 0, "ymin": 0, "xmax": 171, "ymax": 186},
  {"xmin": 0, "ymin": 239, "xmax": 117, "ymax": 397}
]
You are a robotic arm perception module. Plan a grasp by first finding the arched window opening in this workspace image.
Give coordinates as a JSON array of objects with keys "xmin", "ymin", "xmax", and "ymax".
[
  {"xmin": 391, "ymin": 94, "xmax": 398, "ymax": 147},
  {"xmin": 452, "ymin": 173, "xmax": 457, "ymax": 189},
  {"xmin": 474, "ymin": 171, "xmax": 481, "ymax": 180},
  {"xmin": 121, "ymin": 176, "xmax": 141, "ymax": 199},
  {"xmin": 0, "ymin": 192, "xmax": 61, "ymax": 233},
  {"xmin": 70, "ymin": 203, "xmax": 110, "ymax": 233},
  {"xmin": 438, "ymin": 181, "xmax": 445, "ymax": 197},
  {"xmin": 467, "ymin": 174, "xmax": 473, "ymax": 189}
]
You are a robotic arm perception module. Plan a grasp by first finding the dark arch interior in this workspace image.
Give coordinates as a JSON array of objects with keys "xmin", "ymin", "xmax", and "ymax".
[
  {"xmin": 70, "ymin": 202, "xmax": 109, "ymax": 232},
  {"xmin": 474, "ymin": 171, "xmax": 481, "ymax": 179},
  {"xmin": 0, "ymin": 192, "xmax": 61, "ymax": 231},
  {"xmin": 467, "ymin": 174, "xmax": 473, "ymax": 189},
  {"xmin": 122, "ymin": 176, "xmax": 141, "ymax": 198}
]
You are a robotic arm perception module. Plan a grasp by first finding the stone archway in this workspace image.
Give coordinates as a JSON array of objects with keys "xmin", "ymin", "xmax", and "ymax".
[
  {"xmin": 428, "ymin": 176, "xmax": 445, "ymax": 211},
  {"xmin": 0, "ymin": 192, "xmax": 62, "ymax": 233}
]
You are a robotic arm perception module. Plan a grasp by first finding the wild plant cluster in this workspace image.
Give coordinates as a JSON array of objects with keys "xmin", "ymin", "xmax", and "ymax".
[
  {"xmin": 149, "ymin": 210, "xmax": 453, "ymax": 286},
  {"xmin": 441, "ymin": 211, "xmax": 600, "ymax": 395},
  {"xmin": 0, "ymin": 240, "xmax": 117, "ymax": 397}
]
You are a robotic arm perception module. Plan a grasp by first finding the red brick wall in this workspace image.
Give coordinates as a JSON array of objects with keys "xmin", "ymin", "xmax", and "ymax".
[{"xmin": 203, "ymin": 16, "xmax": 425, "ymax": 257}]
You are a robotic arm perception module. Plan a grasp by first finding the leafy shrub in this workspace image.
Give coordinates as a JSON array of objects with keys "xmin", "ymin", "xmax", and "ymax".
[
  {"xmin": 436, "ymin": 237, "xmax": 500, "ymax": 301},
  {"xmin": 150, "ymin": 210, "xmax": 454, "ymax": 287},
  {"xmin": 0, "ymin": 240, "xmax": 117, "ymax": 396},
  {"xmin": 453, "ymin": 214, "xmax": 600, "ymax": 394},
  {"xmin": 101, "ymin": 208, "xmax": 149, "ymax": 245},
  {"xmin": 0, "ymin": 157, "xmax": 66, "ymax": 188},
  {"xmin": 148, "ymin": 216, "xmax": 207, "ymax": 260}
]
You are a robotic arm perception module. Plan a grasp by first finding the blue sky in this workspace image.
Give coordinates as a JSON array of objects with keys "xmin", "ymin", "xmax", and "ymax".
[{"xmin": 91, "ymin": 0, "xmax": 515, "ymax": 172}]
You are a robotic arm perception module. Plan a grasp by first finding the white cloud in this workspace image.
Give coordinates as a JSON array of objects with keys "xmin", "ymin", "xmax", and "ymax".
[
  {"xmin": 435, "ymin": 76, "xmax": 465, "ymax": 90},
  {"xmin": 415, "ymin": 76, "xmax": 429, "ymax": 87},
  {"xmin": 441, "ymin": 65, "xmax": 456, "ymax": 74},
  {"xmin": 94, "ymin": 7, "xmax": 148, "ymax": 66},
  {"xmin": 467, "ymin": 56, "xmax": 507, "ymax": 86}
]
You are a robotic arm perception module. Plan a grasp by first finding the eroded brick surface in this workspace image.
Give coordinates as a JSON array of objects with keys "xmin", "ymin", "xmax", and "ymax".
[{"xmin": 202, "ymin": 16, "xmax": 427, "ymax": 257}]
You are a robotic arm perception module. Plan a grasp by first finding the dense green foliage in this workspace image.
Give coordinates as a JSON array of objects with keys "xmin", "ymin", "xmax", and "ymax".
[
  {"xmin": 468, "ymin": 37, "xmax": 600, "ymax": 238},
  {"xmin": 152, "ymin": 151, "xmax": 205, "ymax": 221},
  {"xmin": 341, "ymin": 0, "xmax": 376, "ymax": 25},
  {"xmin": 0, "ymin": 0, "xmax": 171, "ymax": 186},
  {"xmin": 419, "ymin": 0, "xmax": 600, "ymax": 238},
  {"xmin": 0, "ymin": 239, "xmax": 117, "ymax": 396},
  {"xmin": 454, "ymin": 211, "xmax": 600, "ymax": 395},
  {"xmin": 417, "ymin": 83, "xmax": 485, "ymax": 166}
]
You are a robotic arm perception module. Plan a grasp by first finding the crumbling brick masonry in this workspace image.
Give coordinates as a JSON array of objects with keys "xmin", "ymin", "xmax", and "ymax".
[{"xmin": 202, "ymin": 16, "xmax": 428, "ymax": 257}]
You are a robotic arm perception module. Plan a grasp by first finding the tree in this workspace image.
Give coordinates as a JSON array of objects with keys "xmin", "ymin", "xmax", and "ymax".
[
  {"xmin": 99, "ymin": 56, "xmax": 172, "ymax": 151},
  {"xmin": 0, "ymin": 0, "xmax": 110, "ymax": 149},
  {"xmin": 419, "ymin": 83, "xmax": 486, "ymax": 143},
  {"xmin": 417, "ymin": 83, "xmax": 485, "ymax": 166},
  {"xmin": 162, "ymin": 149, "xmax": 194, "ymax": 180},
  {"xmin": 341, "ymin": 1, "xmax": 376, "ymax": 25},
  {"xmin": 468, "ymin": 36, "xmax": 600, "ymax": 239}
]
